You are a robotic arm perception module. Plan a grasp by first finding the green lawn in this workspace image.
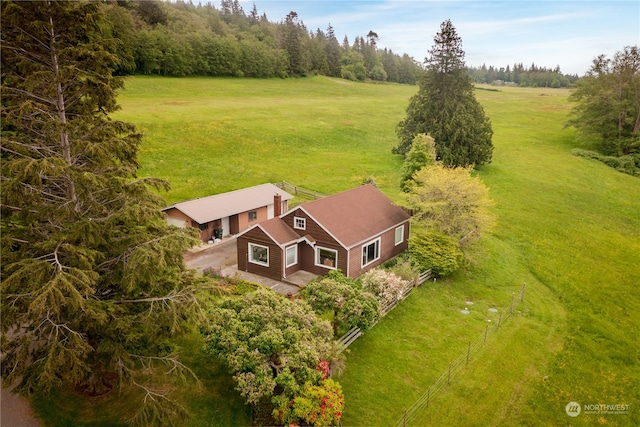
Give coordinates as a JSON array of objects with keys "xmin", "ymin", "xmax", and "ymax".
[
  {"xmin": 43, "ymin": 76, "xmax": 638, "ymax": 427},
  {"xmin": 113, "ymin": 76, "xmax": 415, "ymax": 204}
]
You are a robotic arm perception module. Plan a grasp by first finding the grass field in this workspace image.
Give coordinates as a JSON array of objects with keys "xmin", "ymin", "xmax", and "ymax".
[{"xmin": 35, "ymin": 76, "xmax": 638, "ymax": 426}]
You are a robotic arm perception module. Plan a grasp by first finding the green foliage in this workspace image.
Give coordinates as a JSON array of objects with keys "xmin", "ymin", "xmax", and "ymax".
[
  {"xmin": 409, "ymin": 229, "xmax": 464, "ymax": 276},
  {"xmin": 571, "ymin": 148, "xmax": 640, "ymax": 176},
  {"xmin": 467, "ymin": 62, "xmax": 578, "ymax": 87},
  {"xmin": 395, "ymin": 20, "xmax": 493, "ymax": 167},
  {"xmin": 403, "ymin": 164, "xmax": 495, "ymax": 247},
  {"xmin": 273, "ymin": 378, "xmax": 345, "ymax": 427},
  {"xmin": 202, "ymin": 289, "xmax": 335, "ymax": 406},
  {"xmin": 301, "ymin": 271, "xmax": 380, "ymax": 335},
  {"xmin": 1, "ymin": 2, "xmax": 201, "ymax": 423},
  {"xmin": 400, "ymin": 134, "xmax": 437, "ymax": 191},
  {"xmin": 97, "ymin": 0, "xmax": 422, "ymax": 82},
  {"xmin": 567, "ymin": 46, "xmax": 640, "ymax": 157}
]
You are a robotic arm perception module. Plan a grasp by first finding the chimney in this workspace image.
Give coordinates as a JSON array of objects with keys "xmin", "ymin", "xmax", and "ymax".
[{"xmin": 274, "ymin": 193, "xmax": 282, "ymax": 217}]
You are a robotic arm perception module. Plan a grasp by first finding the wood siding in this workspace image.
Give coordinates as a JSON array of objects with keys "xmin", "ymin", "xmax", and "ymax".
[
  {"xmin": 237, "ymin": 227, "xmax": 283, "ymax": 280},
  {"xmin": 281, "ymin": 209, "xmax": 336, "ymax": 243},
  {"xmin": 347, "ymin": 220, "xmax": 410, "ymax": 278}
]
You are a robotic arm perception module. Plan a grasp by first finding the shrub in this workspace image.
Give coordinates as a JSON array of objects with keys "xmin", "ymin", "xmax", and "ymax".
[
  {"xmin": 273, "ymin": 378, "xmax": 344, "ymax": 427},
  {"xmin": 360, "ymin": 269, "xmax": 410, "ymax": 308},
  {"xmin": 572, "ymin": 149, "xmax": 640, "ymax": 176},
  {"xmin": 302, "ymin": 271, "xmax": 380, "ymax": 335},
  {"xmin": 410, "ymin": 229, "xmax": 464, "ymax": 276}
]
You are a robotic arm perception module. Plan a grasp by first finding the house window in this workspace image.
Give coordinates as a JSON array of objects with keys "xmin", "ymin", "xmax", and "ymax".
[
  {"xmin": 315, "ymin": 246, "xmax": 337, "ymax": 269},
  {"xmin": 294, "ymin": 217, "xmax": 306, "ymax": 230},
  {"xmin": 248, "ymin": 210, "xmax": 257, "ymax": 221},
  {"xmin": 362, "ymin": 238, "xmax": 380, "ymax": 267},
  {"xmin": 249, "ymin": 243, "xmax": 269, "ymax": 266},
  {"xmin": 395, "ymin": 225, "xmax": 405, "ymax": 246},
  {"xmin": 286, "ymin": 245, "xmax": 298, "ymax": 267}
]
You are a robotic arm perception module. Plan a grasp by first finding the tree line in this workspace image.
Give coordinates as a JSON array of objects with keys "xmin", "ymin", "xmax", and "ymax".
[
  {"xmin": 104, "ymin": 0, "xmax": 423, "ymax": 83},
  {"xmin": 468, "ymin": 62, "xmax": 580, "ymax": 87}
]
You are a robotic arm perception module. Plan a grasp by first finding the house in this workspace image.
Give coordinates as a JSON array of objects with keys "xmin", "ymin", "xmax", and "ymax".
[
  {"xmin": 162, "ymin": 183, "xmax": 293, "ymax": 242},
  {"xmin": 236, "ymin": 184, "xmax": 410, "ymax": 281}
]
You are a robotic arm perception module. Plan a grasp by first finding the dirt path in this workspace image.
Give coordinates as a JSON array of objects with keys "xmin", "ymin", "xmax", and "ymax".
[{"xmin": 1, "ymin": 380, "xmax": 43, "ymax": 427}]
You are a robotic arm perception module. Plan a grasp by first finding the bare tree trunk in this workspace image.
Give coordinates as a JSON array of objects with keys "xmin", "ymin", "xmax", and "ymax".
[{"xmin": 47, "ymin": 1, "xmax": 78, "ymax": 212}]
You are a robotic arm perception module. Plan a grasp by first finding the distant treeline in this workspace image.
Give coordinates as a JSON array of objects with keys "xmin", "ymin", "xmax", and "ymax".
[
  {"xmin": 103, "ymin": 0, "xmax": 423, "ymax": 83},
  {"xmin": 467, "ymin": 63, "xmax": 580, "ymax": 87}
]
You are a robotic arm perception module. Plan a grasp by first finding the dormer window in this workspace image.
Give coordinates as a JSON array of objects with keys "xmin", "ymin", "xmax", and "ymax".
[{"xmin": 294, "ymin": 216, "xmax": 306, "ymax": 230}]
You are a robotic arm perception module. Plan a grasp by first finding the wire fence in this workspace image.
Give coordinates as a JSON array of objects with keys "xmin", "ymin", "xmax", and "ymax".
[{"xmin": 393, "ymin": 283, "xmax": 527, "ymax": 427}]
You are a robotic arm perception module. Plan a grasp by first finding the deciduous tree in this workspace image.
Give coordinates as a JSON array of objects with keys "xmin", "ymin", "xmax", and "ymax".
[
  {"xmin": 403, "ymin": 164, "xmax": 495, "ymax": 247},
  {"xmin": 567, "ymin": 46, "xmax": 640, "ymax": 157},
  {"xmin": 395, "ymin": 20, "xmax": 493, "ymax": 167},
  {"xmin": 1, "ymin": 2, "xmax": 202, "ymax": 423}
]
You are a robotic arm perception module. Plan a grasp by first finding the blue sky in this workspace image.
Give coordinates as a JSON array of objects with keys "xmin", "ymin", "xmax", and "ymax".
[{"xmin": 239, "ymin": 1, "xmax": 639, "ymax": 75}]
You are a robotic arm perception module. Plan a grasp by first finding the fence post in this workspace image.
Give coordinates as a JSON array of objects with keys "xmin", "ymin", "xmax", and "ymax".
[
  {"xmin": 520, "ymin": 282, "xmax": 526, "ymax": 302},
  {"xmin": 466, "ymin": 341, "xmax": 471, "ymax": 364},
  {"xmin": 484, "ymin": 323, "xmax": 489, "ymax": 343},
  {"xmin": 414, "ymin": 274, "xmax": 419, "ymax": 288},
  {"xmin": 498, "ymin": 311, "xmax": 502, "ymax": 328},
  {"xmin": 510, "ymin": 292, "xmax": 515, "ymax": 314}
]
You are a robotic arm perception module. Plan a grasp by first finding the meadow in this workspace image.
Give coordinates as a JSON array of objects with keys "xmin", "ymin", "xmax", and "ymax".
[{"xmin": 37, "ymin": 76, "xmax": 639, "ymax": 426}]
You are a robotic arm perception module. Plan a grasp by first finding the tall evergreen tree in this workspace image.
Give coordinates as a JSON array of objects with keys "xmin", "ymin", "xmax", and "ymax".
[
  {"xmin": 281, "ymin": 11, "xmax": 308, "ymax": 75},
  {"xmin": 395, "ymin": 20, "xmax": 493, "ymax": 167},
  {"xmin": 325, "ymin": 24, "xmax": 342, "ymax": 77},
  {"xmin": 1, "ymin": 1, "xmax": 202, "ymax": 423}
]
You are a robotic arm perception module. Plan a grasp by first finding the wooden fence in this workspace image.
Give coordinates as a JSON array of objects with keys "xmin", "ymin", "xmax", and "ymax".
[
  {"xmin": 336, "ymin": 269, "xmax": 432, "ymax": 353},
  {"xmin": 393, "ymin": 283, "xmax": 527, "ymax": 427},
  {"xmin": 275, "ymin": 181, "xmax": 328, "ymax": 200}
]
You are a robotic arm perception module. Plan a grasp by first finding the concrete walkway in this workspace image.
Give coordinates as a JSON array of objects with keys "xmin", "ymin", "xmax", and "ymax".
[{"xmin": 185, "ymin": 237, "xmax": 317, "ymax": 295}]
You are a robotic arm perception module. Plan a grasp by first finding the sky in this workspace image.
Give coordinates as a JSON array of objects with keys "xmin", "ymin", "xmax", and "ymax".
[{"xmin": 238, "ymin": 0, "xmax": 640, "ymax": 75}]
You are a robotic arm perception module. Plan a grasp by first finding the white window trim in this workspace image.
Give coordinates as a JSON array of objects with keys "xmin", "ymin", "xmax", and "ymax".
[
  {"xmin": 293, "ymin": 216, "xmax": 306, "ymax": 230},
  {"xmin": 285, "ymin": 245, "xmax": 298, "ymax": 268},
  {"xmin": 315, "ymin": 246, "xmax": 338, "ymax": 270},
  {"xmin": 248, "ymin": 243, "xmax": 269, "ymax": 266},
  {"xmin": 361, "ymin": 237, "xmax": 381, "ymax": 268},
  {"xmin": 395, "ymin": 225, "xmax": 405, "ymax": 246}
]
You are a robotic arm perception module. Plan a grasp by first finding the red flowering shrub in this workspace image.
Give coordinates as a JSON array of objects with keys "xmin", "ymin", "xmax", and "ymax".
[{"xmin": 273, "ymin": 378, "xmax": 344, "ymax": 427}]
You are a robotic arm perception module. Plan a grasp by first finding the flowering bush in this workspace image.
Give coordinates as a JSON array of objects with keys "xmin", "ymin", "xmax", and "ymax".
[
  {"xmin": 273, "ymin": 378, "xmax": 344, "ymax": 427},
  {"xmin": 360, "ymin": 268, "xmax": 410, "ymax": 308}
]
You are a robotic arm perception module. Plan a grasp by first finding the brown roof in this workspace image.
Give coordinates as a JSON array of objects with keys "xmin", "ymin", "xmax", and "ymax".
[
  {"xmin": 162, "ymin": 183, "xmax": 293, "ymax": 224},
  {"xmin": 298, "ymin": 184, "xmax": 410, "ymax": 248},
  {"xmin": 258, "ymin": 218, "xmax": 301, "ymax": 245}
]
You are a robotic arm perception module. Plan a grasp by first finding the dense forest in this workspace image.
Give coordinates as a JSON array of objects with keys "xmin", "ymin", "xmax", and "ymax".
[
  {"xmin": 103, "ymin": 0, "xmax": 578, "ymax": 87},
  {"xmin": 467, "ymin": 63, "xmax": 580, "ymax": 87},
  {"xmin": 104, "ymin": 0, "xmax": 423, "ymax": 83}
]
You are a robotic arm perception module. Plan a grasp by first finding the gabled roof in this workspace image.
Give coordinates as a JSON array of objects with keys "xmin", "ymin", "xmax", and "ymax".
[
  {"xmin": 162, "ymin": 183, "xmax": 293, "ymax": 225},
  {"xmin": 296, "ymin": 184, "xmax": 410, "ymax": 248},
  {"xmin": 258, "ymin": 218, "xmax": 301, "ymax": 246}
]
